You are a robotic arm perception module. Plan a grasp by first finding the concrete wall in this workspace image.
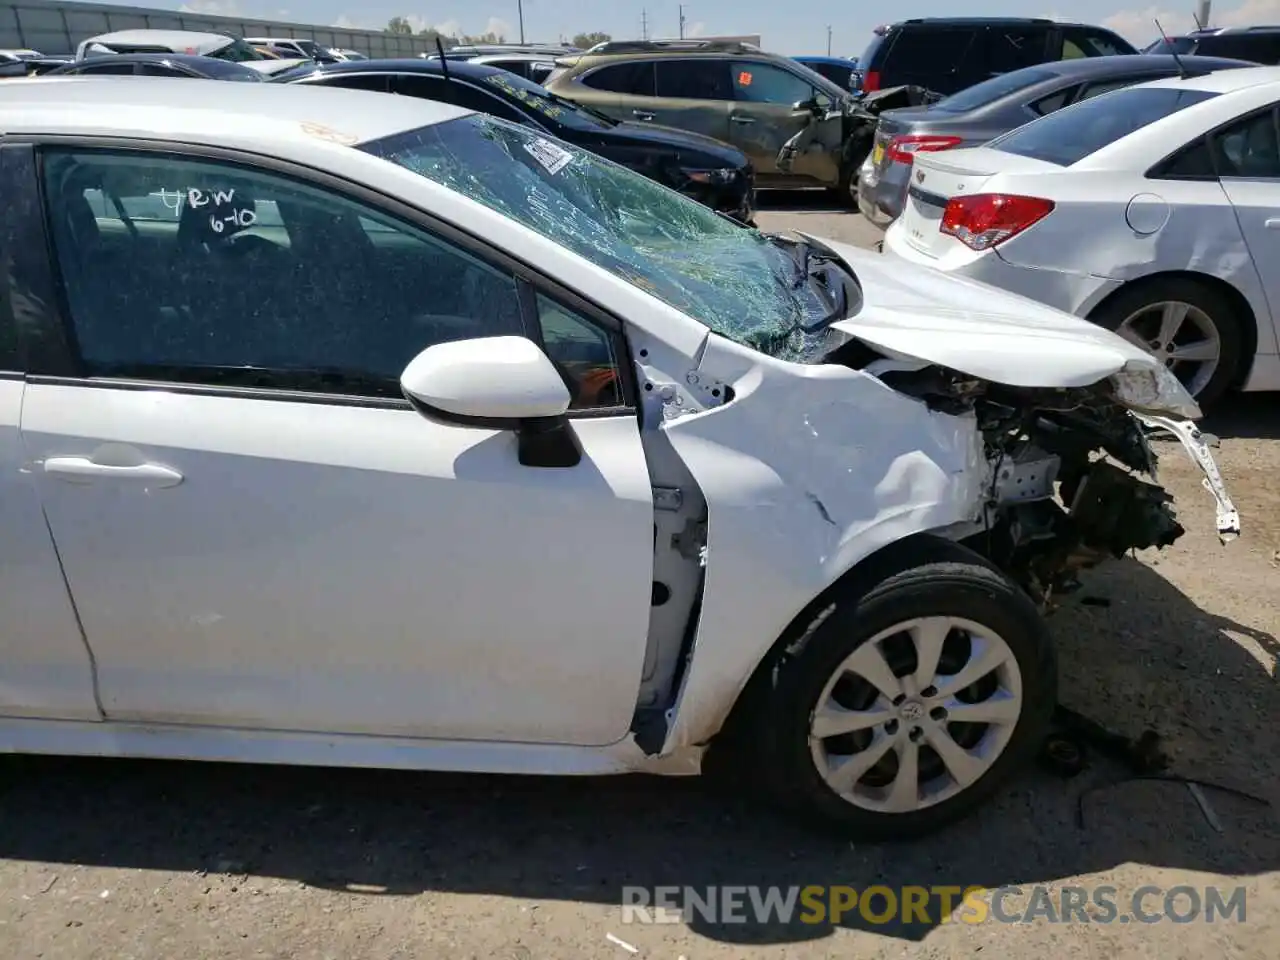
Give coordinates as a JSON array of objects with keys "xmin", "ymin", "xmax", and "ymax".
[{"xmin": 0, "ymin": 0, "xmax": 433, "ymax": 57}]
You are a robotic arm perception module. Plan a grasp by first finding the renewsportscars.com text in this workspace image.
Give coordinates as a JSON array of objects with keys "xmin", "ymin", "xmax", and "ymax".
[{"xmin": 621, "ymin": 884, "xmax": 1248, "ymax": 925}]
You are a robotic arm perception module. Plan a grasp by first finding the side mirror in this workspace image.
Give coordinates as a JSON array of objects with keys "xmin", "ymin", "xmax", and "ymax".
[
  {"xmin": 400, "ymin": 336, "xmax": 581, "ymax": 468},
  {"xmin": 792, "ymin": 97, "xmax": 825, "ymax": 118}
]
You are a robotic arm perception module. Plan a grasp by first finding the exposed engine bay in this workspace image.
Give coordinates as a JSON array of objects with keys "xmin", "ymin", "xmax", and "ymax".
[{"xmin": 823, "ymin": 337, "xmax": 1241, "ymax": 607}]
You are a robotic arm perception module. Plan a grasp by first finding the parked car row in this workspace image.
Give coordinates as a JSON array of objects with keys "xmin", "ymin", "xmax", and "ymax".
[
  {"xmin": 882, "ymin": 66, "xmax": 1280, "ymax": 408},
  {"xmin": 19, "ymin": 19, "xmax": 1277, "ymax": 409},
  {"xmin": 277, "ymin": 57, "xmax": 758, "ymax": 222},
  {"xmin": 848, "ymin": 24, "xmax": 1280, "ymax": 410},
  {"xmin": 0, "ymin": 70, "xmax": 1238, "ymax": 842}
]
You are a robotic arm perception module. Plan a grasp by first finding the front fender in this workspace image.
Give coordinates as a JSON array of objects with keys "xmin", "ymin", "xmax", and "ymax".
[{"xmin": 658, "ymin": 337, "xmax": 986, "ymax": 751}]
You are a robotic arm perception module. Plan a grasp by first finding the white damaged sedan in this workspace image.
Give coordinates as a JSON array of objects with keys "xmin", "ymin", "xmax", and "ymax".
[{"xmin": 0, "ymin": 78, "xmax": 1239, "ymax": 839}]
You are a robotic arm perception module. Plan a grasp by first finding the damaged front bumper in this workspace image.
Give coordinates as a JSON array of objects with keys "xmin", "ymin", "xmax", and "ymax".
[
  {"xmin": 1134, "ymin": 413, "xmax": 1240, "ymax": 543},
  {"xmin": 844, "ymin": 354, "xmax": 1241, "ymax": 605}
]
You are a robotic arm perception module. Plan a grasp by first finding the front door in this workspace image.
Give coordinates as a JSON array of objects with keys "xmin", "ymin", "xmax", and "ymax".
[
  {"xmin": 727, "ymin": 60, "xmax": 841, "ymax": 186},
  {"xmin": 24, "ymin": 145, "xmax": 656, "ymax": 746}
]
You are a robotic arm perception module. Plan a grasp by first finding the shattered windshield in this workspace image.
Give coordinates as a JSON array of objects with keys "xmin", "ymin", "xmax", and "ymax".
[{"xmin": 360, "ymin": 114, "xmax": 850, "ymax": 360}]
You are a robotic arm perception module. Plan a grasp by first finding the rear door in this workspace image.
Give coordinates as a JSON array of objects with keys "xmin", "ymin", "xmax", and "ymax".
[
  {"xmin": 727, "ymin": 60, "xmax": 838, "ymax": 183},
  {"xmin": 559, "ymin": 61, "xmax": 657, "ymax": 122},
  {"xmin": 648, "ymin": 58, "xmax": 733, "ymax": 142}
]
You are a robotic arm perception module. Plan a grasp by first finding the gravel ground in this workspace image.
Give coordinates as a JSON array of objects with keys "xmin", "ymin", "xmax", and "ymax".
[{"xmin": 1, "ymin": 195, "xmax": 1277, "ymax": 960}]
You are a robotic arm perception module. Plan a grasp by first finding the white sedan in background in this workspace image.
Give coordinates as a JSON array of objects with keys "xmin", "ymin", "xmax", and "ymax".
[
  {"xmin": 0, "ymin": 77, "xmax": 1236, "ymax": 840},
  {"xmin": 884, "ymin": 67, "xmax": 1280, "ymax": 408}
]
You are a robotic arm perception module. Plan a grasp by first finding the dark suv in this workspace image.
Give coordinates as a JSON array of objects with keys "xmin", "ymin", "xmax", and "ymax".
[
  {"xmin": 855, "ymin": 17, "xmax": 1136, "ymax": 96},
  {"xmin": 1144, "ymin": 26, "xmax": 1280, "ymax": 63}
]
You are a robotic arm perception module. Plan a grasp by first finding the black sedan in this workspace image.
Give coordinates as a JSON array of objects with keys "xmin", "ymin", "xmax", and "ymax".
[
  {"xmin": 45, "ymin": 53, "xmax": 265, "ymax": 81},
  {"xmin": 273, "ymin": 58, "xmax": 756, "ymax": 222}
]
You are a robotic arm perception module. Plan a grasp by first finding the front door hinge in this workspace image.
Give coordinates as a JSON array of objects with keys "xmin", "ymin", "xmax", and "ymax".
[{"xmin": 652, "ymin": 486, "xmax": 684, "ymax": 512}]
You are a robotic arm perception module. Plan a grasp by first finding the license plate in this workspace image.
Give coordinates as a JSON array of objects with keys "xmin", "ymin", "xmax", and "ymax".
[{"xmin": 872, "ymin": 143, "xmax": 884, "ymax": 166}]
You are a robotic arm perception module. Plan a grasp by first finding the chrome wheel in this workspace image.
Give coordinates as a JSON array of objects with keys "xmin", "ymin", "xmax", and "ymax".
[
  {"xmin": 1116, "ymin": 300, "xmax": 1221, "ymax": 398},
  {"xmin": 808, "ymin": 616, "xmax": 1023, "ymax": 814}
]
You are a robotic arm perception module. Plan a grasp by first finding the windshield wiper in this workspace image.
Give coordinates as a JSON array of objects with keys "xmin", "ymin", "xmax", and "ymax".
[
  {"xmin": 762, "ymin": 231, "xmax": 856, "ymax": 331},
  {"xmin": 763, "ymin": 231, "xmax": 818, "ymax": 288},
  {"xmin": 547, "ymin": 90, "xmax": 616, "ymax": 125}
]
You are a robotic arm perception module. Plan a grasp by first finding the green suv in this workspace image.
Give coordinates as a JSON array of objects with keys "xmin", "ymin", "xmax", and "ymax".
[{"xmin": 545, "ymin": 40, "xmax": 858, "ymax": 198}]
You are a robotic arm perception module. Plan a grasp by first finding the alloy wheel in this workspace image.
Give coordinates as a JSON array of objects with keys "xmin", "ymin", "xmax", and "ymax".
[
  {"xmin": 808, "ymin": 616, "xmax": 1023, "ymax": 813},
  {"xmin": 1116, "ymin": 300, "xmax": 1221, "ymax": 398}
]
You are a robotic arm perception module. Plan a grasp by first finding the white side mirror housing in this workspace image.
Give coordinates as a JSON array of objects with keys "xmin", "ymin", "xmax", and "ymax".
[{"xmin": 400, "ymin": 336, "xmax": 571, "ymax": 422}]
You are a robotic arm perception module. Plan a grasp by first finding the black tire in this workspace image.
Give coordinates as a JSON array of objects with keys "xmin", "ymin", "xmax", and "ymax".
[
  {"xmin": 1088, "ymin": 277, "xmax": 1245, "ymax": 411},
  {"xmin": 829, "ymin": 162, "xmax": 859, "ymax": 209},
  {"xmin": 749, "ymin": 537, "xmax": 1056, "ymax": 840}
]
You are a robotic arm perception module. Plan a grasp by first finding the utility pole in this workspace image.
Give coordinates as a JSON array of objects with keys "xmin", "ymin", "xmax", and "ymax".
[
  {"xmin": 640, "ymin": 8, "xmax": 648, "ymax": 40},
  {"xmin": 826, "ymin": 25, "xmax": 832, "ymax": 55},
  {"xmin": 516, "ymin": 0, "xmax": 525, "ymax": 43},
  {"xmin": 679, "ymin": 4, "xmax": 687, "ymax": 39}
]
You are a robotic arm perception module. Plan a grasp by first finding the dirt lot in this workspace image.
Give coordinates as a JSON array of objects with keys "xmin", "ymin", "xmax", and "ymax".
[{"xmin": 1, "ymin": 195, "xmax": 1277, "ymax": 960}]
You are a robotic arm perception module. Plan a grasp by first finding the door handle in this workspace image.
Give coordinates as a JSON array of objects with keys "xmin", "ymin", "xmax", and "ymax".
[
  {"xmin": 43, "ymin": 457, "xmax": 184, "ymax": 489},
  {"xmin": 1266, "ymin": 218, "xmax": 1280, "ymax": 229},
  {"xmin": 632, "ymin": 110, "xmax": 655, "ymax": 121},
  {"xmin": 730, "ymin": 115, "xmax": 756, "ymax": 124}
]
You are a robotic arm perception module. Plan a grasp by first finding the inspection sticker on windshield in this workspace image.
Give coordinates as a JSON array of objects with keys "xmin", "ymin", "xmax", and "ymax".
[{"xmin": 524, "ymin": 138, "xmax": 574, "ymax": 175}]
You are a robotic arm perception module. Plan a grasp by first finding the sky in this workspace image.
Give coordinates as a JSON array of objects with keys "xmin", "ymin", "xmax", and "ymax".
[{"xmin": 133, "ymin": 0, "xmax": 1280, "ymax": 55}]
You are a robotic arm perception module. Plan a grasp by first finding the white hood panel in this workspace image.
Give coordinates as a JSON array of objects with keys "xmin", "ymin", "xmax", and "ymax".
[{"xmin": 827, "ymin": 238, "xmax": 1155, "ymax": 388}]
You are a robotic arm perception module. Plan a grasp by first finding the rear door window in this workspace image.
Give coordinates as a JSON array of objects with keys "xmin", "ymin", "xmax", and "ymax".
[
  {"xmin": 1197, "ymin": 34, "xmax": 1280, "ymax": 62},
  {"xmin": 655, "ymin": 59, "xmax": 732, "ymax": 100},
  {"xmin": 393, "ymin": 75, "xmax": 529, "ymax": 124},
  {"xmin": 580, "ymin": 61, "xmax": 657, "ymax": 96},
  {"xmin": 979, "ymin": 25, "xmax": 1051, "ymax": 75},
  {"xmin": 1066, "ymin": 27, "xmax": 1134, "ymax": 57},
  {"xmin": 138, "ymin": 63, "xmax": 188, "ymax": 78},
  {"xmin": 990, "ymin": 86, "xmax": 1220, "ymax": 165},
  {"xmin": 311, "ymin": 73, "xmax": 390, "ymax": 92},
  {"xmin": 1075, "ymin": 76, "xmax": 1158, "ymax": 103},
  {"xmin": 930, "ymin": 66, "xmax": 1057, "ymax": 114},
  {"xmin": 881, "ymin": 26, "xmax": 982, "ymax": 91},
  {"xmin": 76, "ymin": 60, "xmax": 137, "ymax": 75},
  {"xmin": 1029, "ymin": 85, "xmax": 1079, "ymax": 115}
]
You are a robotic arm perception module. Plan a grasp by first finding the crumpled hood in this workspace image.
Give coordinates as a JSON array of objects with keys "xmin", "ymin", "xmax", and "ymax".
[{"xmin": 824, "ymin": 237, "xmax": 1156, "ymax": 389}]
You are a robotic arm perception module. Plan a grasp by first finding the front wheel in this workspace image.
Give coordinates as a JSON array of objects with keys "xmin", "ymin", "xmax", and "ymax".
[{"xmin": 752, "ymin": 541, "xmax": 1056, "ymax": 840}]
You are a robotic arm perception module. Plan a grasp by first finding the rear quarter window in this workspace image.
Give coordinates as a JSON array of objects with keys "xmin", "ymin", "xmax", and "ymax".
[
  {"xmin": 931, "ymin": 66, "xmax": 1057, "ymax": 113},
  {"xmin": 989, "ymin": 86, "xmax": 1220, "ymax": 165}
]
